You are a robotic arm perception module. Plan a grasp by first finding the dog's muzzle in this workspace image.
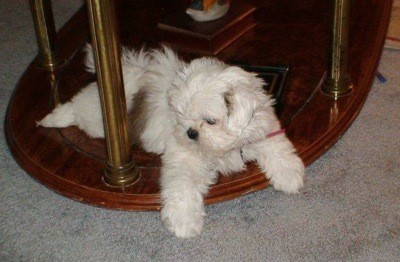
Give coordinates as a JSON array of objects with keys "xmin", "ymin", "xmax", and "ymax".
[{"xmin": 187, "ymin": 128, "xmax": 199, "ymax": 140}]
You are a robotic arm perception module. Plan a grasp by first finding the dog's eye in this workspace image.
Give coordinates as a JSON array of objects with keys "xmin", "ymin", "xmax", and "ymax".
[{"xmin": 204, "ymin": 118, "xmax": 216, "ymax": 125}]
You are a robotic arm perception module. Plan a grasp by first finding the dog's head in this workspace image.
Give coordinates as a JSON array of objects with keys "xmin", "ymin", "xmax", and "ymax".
[{"xmin": 168, "ymin": 57, "xmax": 271, "ymax": 154}]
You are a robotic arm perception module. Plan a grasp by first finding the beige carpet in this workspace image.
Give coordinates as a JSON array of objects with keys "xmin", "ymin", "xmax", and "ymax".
[
  {"xmin": 1, "ymin": 1, "xmax": 399, "ymax": 260},
  {"xmin": 386, "ymin": 0, "xmax": 400, "ymax": 49}
]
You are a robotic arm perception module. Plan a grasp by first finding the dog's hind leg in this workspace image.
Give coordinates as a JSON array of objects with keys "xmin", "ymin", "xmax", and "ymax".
[{"xmin": 37, "ymin": 102, "xmax": 76, "ymax": 128}]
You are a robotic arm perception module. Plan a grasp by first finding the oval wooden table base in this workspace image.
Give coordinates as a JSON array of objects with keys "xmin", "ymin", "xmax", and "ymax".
[{"xmin": 5, "ymin": 0, "xmax": 392, "ymax": 211}]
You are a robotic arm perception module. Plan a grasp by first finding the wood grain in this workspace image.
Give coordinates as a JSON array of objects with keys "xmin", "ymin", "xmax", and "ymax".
[{"xmin": 5, "ymin": 0, "xmax": 393, "ymax": 210}]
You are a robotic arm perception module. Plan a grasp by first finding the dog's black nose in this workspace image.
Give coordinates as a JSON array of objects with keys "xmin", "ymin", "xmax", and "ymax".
[{"xmin": 187, "ymin": 128, "xmax": 199, "ymax": 140}]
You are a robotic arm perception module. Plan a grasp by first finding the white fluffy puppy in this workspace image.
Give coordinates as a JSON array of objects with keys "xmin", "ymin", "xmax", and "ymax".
[{"xmin": 38, "ymin": 46, "xmax": 305, "ymax": 238}]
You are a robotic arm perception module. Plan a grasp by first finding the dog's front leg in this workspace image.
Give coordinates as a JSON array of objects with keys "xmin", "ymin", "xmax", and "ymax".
[
  {"xmin": 242, "ymin": 134, "xmax": 305, "ymax": 194},
  {"xmin": 160, "ymin": 149, "xmax": 216, "ymax": 238}
]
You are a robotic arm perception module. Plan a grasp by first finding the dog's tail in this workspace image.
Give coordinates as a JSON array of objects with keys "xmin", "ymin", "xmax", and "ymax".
[
  {"xmin": 147, "ymin": 45, "xmax": 185, "ymax": 85},
  {"xmin": 84, "ymin": 43, "xmax": 151, "ymax": 73},
  {"xmin": 121, "ymin": 46, "xmax": 152, "ymax": 69},
  {"xmin": 36, "ymin": 102, "xmax": 76, "ymax": 128}
]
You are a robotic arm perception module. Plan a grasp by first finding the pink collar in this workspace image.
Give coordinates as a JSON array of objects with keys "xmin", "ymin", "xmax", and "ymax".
[
  {"xmin": 239, "ymin": 128, "xmax": 286, "ymax": 159},
  {"xmin": 266, "ymin": 128, "xmax": 286, "ymax": 138}
]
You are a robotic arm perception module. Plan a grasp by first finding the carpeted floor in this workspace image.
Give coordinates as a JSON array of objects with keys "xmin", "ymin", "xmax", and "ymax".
[{"xmin": 1, "ymin": 1, "xmax": 399, "ymax": 261}]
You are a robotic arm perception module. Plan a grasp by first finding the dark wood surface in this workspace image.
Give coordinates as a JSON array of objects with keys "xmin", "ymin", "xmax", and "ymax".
[
  {"xmin": 5, "ymin": 0, "xmax": 393, "ymax": 210},
  {"xmin": 157, "ymin": 2, "xmax": 256, "ymax": 54}
]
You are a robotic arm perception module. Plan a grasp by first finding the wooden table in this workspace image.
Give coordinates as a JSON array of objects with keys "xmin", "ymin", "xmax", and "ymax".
[{"xmin": 5, "ymin": 0, "xmax": 393, "ymax": 210}]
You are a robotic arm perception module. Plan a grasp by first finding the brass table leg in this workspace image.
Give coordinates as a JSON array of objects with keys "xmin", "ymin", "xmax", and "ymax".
[
  {"xmin": 86, "ymin": 0, "xmax": 140, "ymax": 187},
  {"xmin": 30, "ymin": 0, "xmax": 64, "ymax": 70},
  {"xmin": 322, "ymin": 0, "xmax": 353, "ymax": 98}
]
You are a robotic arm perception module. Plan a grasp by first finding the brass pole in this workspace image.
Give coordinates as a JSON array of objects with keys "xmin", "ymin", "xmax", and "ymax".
[
  {"xmin": 29, "ymin": 0, "xmax": 64, "ymax": 70},
  {"xmin": 322, "ymin": 0, "xmax": 353, "ymax": 98},
  {"xmin": 86, "ymin": 0, "xmax": 140, "ymax": 187}
]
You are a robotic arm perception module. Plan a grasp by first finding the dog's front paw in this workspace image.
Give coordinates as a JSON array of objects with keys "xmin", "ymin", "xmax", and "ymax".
[
  {"xmin": 161, "ymin": 201, "xmax": 205, "ymax": 238},
  {"xmin": 269, "ymin": 158, "xmax": 305, "ymax": 194}
]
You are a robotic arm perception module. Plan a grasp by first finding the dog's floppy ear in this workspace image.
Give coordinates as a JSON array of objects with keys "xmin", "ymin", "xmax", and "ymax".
[
  {"xmin": 223, "ymin": 87, "xmax": 257, "ymax": 135},
  {"xmin": 221, "ymin": 66, "xmax": 265, "ymax": 135}
]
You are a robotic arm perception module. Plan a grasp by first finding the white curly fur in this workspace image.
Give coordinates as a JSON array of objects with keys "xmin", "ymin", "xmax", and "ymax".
[{"xmin": 38, "ymin": 45, "xmax": 305, "ymax": 238}]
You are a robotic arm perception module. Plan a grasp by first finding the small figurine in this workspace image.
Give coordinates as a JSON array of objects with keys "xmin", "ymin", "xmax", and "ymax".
[{"xmin": 186, "ymin": 0, "xmax": 231, "ymax": 22}]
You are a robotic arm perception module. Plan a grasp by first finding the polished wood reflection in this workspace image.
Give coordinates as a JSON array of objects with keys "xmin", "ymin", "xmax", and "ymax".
[{"xmin": 5, "ymin": 0, "xmax": 393, "ymax": 210}]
